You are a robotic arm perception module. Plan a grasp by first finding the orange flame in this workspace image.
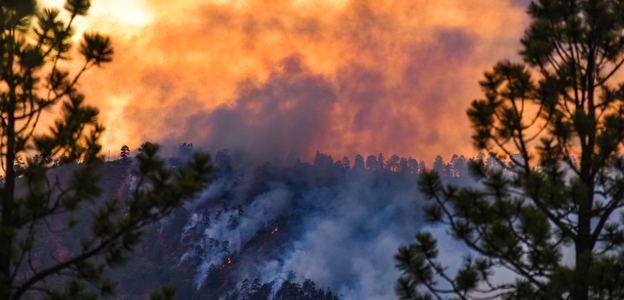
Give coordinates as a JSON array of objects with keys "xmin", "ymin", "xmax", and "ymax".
[
  {"xmin": 271, "ymin": 228, "xmax": 278, "ymax": 234},
  {"xmin": 220, "ymin": 257, "xmax": 232, "ymax": 269}
]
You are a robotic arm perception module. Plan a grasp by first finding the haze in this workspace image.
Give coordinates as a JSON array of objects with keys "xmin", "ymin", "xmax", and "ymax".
[{"xmin": 37, "ymin": 0, "xmax": 530, "ymax": 163}]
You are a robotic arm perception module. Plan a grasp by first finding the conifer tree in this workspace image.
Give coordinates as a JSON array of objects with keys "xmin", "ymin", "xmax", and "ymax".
[
  {"xmin": 354, "ymin": 154, "xmax": 365, "ymax": 169},
  {"xmin": 377, "ymin": 153, "xmax": 385, "ymax": 169},
  {"xmin": 221, "ymin": 240, "xmax": 230, "ymax": 253},
  {"xmin": 366, "ymin": 155, "xmax": 378, "ymax": 170},
  {"xmin": 251, "ymin": 278, "xmax": 262, "ymax": 293},
  {"xmin": 241, "ymin": 278, "xmax": 250, "ymax": 297},
  {"xmin": 0, "ymin": 1, "xmax": 213, "ymax": 300},
  {"xmin": 399, "ymin": 157, "xmax": 409, "ymax": 173},
  {"xmin": 386, "ymin": 154, "xmax": 400, "ymax": 171},
  {"xmin": 418, "ymin": 160, "xmax": 427, "ymax": 173},
  {"xmin": 396, "ymin": 1, "xmax": 624, "ymax": 299},
  {"xmin": 202, "ymin": 208, "xmax": 211, "ymax": 225},
  {"xmin": 120, "ymin": 145, "xmax": 130, "ymax": 159},
  {"xmin": 432, "ymin": 155, "xmax": 445, "ymax": 174},
  {"xmin": 343, "ymin": 156, "xmax": 350, "ymax": 169}
]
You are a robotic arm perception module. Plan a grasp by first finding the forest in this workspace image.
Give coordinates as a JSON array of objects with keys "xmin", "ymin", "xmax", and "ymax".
[
  {"xmin": 91, "ymin": 147, "xmax": 484, "ymax": 300},
  {"xmin": 3, "ymin": 1, "xmax": 624, "ymax": 299}
]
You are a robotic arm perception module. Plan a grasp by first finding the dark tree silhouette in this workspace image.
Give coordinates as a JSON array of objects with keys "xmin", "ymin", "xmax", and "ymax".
[
  {"xmin": 452, "ymin": 155, "xmax": 468, "ymax": 177},
  {"xmin": 120, "ymin": 144, "xmax": 130, "ymax": 159},
  {"xmin": 377, "ymin": 153, "xmax": 385, "ymax": 169},
  {"xmin": 443, "ymin": 162, "xmax": 452, "ymax": 177},
  {"xmin": 221, "ymin": 241, "xmax": 230, "ymax": 254},
  {"xmin": 407, "ymin": 157, "xmax": 419, "ymax": 174},
  {"xmin": 366, "ymin": 155, "xmax": 379, "ymax": 170},
  {"xmin": 333, "ymin": 159, "xmax": 344, "ymax": 168},
  {"xmin": 397, "ymin": 1, "xmax": 624, "ymax": 299},
  {"xmin": 313, "ymin": 151, "xmax": 334, "ymax": 169},
  {"xmin": 138, "ymin": 142, "xmax": 153, "ymax": 154},
  {"xmin": 399, "ymin": 157, "xmax": 409, "ymax": 173},
  {"xmin": 342, "ymin": 156, "xmax": 351, "ymax": 169},
  {"xmin": 202, "ymin": 208, "xmax": 211, "ymax": 226},
  {"xmin": 241, "ymin": 278, "xmax": 250, "ymax": 297},
  {"xmin": 0, "ymin": 2, "xmax": 213, "ymax": 300},
  {"xmin": 204, "ymin": 264, "xmax": 220, "ymax": 292},
  {"xmin": 353, "ymin": 154, "xmax": 365, "ymax": 169},
  {"xmin": 432, "ymin": 155, "xmax": 445, "ymax": 174},
  {"xmin": 386, "ymin": 154, "xmax": 400, "ymax": 171},
  {"xmin": 251, "ymin": 278, "xmax": 261, "ymax": 294},
  {"xmin": 449, "ymin": 154, "xmax": 459, "ymax": 176},
  {"xmin": 418, "ymin": 160, "xmax": 427, "ymax": 173}
]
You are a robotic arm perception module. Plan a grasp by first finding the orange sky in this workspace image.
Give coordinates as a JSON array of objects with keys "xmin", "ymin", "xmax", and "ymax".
[{"xmin": 37, "ymin": 0, "xmax": 530, "ymax": 163}]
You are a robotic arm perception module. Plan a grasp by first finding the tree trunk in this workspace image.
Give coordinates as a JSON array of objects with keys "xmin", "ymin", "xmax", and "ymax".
[
  {"xmin": 572, "ymin": 47, "xmax": 596, "ymax": 300},
  {"xmin": 0, "ymin": 108, "xmax": 16, "ymax": 300},
  {"xmin": 574, "ymin": 194, "xmax": 592, "ymax": 300}
]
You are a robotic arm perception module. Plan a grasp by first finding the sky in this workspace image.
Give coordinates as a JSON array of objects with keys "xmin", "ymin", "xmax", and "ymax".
[{"xmin": 37, "ymin": 0, "xmax": 532, "ymax": 163}]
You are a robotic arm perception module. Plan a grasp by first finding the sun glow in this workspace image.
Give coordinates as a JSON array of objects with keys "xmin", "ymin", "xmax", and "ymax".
[{"xmin": 37, "ymin": 0, "xmax": 153, "ymax": 26}]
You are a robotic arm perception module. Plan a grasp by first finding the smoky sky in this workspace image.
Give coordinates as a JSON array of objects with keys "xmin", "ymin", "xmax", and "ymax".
[{"xmin": 66, "ymin": 0, "xmax": 530, "ymax": 162}]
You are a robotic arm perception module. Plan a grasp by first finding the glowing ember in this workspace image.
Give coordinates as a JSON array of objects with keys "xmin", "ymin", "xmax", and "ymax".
[
  {"xmin": 220, "ymin": 258, "xmax": 232, "ymax": 269},
  {"xmin": 271, "ymin": 228, "xmax": 278, "ymax": 234}
]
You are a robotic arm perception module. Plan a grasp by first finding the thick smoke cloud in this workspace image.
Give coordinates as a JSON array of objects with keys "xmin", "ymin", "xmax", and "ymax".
[
  {"xmin": 179, "ymin": 161, "xmax": 430, "ymax": 299},
  {"xmin": 52, "ymin": 0, "xmax": 530, "ymax": 162},
  {"xmin": 149, "ymin": 154, "xmax": 477, "ymax": 300},
  {"xmin": 271, "ymin": 171, "xmax": 424, "ymax": 300},
  {"xmin": 169, "ymin": 55, "xmax": 338, "ymax": 161}
]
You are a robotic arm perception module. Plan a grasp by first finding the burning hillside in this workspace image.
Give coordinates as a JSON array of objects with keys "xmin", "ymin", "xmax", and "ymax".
[{"xmin": 105, "ymin": 149, "xmax": 480, "ymax": 300}]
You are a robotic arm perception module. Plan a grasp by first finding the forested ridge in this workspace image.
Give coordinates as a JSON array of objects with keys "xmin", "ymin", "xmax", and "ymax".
[
  {"xmin": 11, "ymin": 147, "xmax": 477, "ymax": 300},
  {"xmin": 11, "ymin": 146, "xmax": 492, "ymax": 300}
]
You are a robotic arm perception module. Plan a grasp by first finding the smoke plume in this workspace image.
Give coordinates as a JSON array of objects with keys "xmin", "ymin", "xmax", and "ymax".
[{"xmin": 50, "ymin": 0, "xmax": 531, "ymax": 162}]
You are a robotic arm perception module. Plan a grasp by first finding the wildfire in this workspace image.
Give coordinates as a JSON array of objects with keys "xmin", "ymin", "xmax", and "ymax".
[
  {"xmin": 220, "ymin": 257, "xmax": 232, "ymax": 269},
  {"xmin": 271, "ymin": 227, "xmax": 278, "ymax": 234}
]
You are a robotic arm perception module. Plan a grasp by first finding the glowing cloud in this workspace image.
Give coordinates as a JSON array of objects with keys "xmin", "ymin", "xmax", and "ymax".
[{"xmin": 40, "ymin": 0, "xmax": 530, "ymax": 162}]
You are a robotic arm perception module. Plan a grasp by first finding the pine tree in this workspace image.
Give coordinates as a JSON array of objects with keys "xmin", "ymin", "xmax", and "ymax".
[
  {"xmin": 221, "ymin": 240, "xmax": 230, "ymax": 253},
  {"xmin": 333, "ymin": 159, "xmax": 344, "ymax": 169},
  {"xmin": 138, "ymin": 141, "xmax": 153, "ymax": 154},
  {"xmin": 386, "ymin": 154, "xmax": 400, "ymax": 171},
  {"xmin": 432, "ymin": 155, "xmax": 445, "ymax": 174},
  {"xmin": 407, "ymin": 157, "xmax": 419, "ymax": 174},
  {"xmin": 354, "ymin": 154, "xmax": 365, "ymax": 169},
  {"xmin": 399, "ymin": 157, "xmax": 409, "ymax": 173},
  {"xmin": 251, "ymin": 278, "xmax": 262, "ymax": 293},
  {"xmin": 0, "ymin": 1, "xmax": 213, "ymax": 300},
  {"xmin": 209, "ymin": 238, "xmax": 220, "ymax": 249},
  {"xmin": 396, "ymin": 1, "xmax": 624, "ymax": 299},
  {"xmin": 449, "ymin": 154, "xmax": 459, "ymax": 176},
  {"xmin": 237, "ymin": 205, "xmax": 244, "ymax": 217},
  {"xmin": 418, "ymin": 160, "xmax": 427, "ymax": 173},
  {"xmin": 241, "ymin": 278, "xmax": 250, "ymax": 299},
  {"xmin": 205, "ymin": 264, "xmax": 220, "ymax": 292},
  {"xmin": 377, "ymin": 153, "xmax": 385, "ymax": 169},
  {"xmin": 202, "ymin": 208, "xmax": 211, "ymax": 226},
  {"xmin": 453, "ymin": 155, "xmax": 468, "ymax": 177},
  {"xmin": 120, "ymin": 145, "xmax": 130, "ymax": 159},
  {"xmin": 366, "ymin": 155, "xmax": 378, "ymax": 170}
]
